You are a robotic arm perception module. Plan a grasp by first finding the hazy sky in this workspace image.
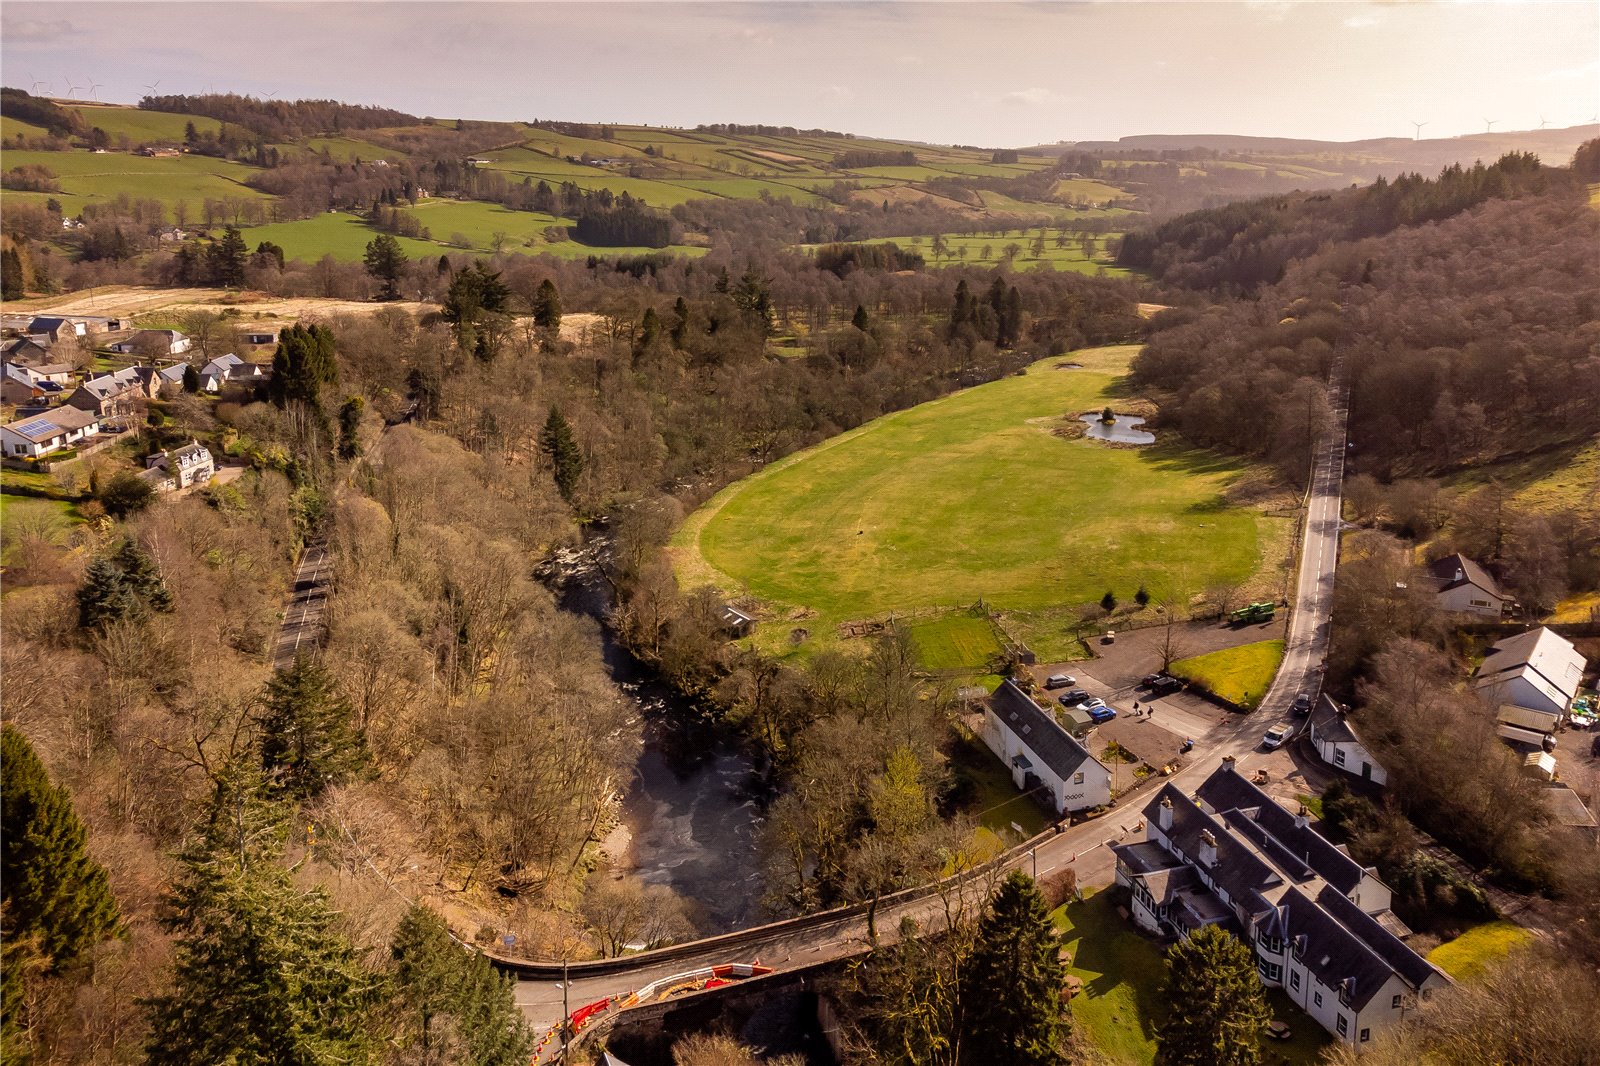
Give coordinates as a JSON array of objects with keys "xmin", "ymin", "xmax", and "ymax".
[{"xmin": 5, "ymin": 1, "xmax": 1597, "ymax": 145}]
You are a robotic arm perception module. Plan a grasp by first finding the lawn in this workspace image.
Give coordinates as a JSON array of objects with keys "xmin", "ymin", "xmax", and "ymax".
[
  {"xmin": 65, "ymin": 105, "xmax": 221, "ymax": 142},
  {"xmin": 906, "ymin": 611, "xmax": 1005, "ymax": 672},
  {"xmin": 1426, "ymin": 921, "xmax": 1534, "ymax": 982},
  {"xmin": 948, "ymin": 735, "xmax": 1048, "ymax": 839},
  {"xmin": 672, "ymin": 346, "xmax": 1284, "ymax": 653},
  {"xmin": 1169, "ymin": 640, "xmax": 1286, "ymax": 710},
  {"xmin": 1055, "ymin": 890, "xmax": 1329, "ymax": 1066}
]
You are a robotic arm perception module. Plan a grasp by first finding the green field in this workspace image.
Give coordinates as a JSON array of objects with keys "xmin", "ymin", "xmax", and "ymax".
[
  {"xmin": 673, "ymin": 346, "xmax": 1286, "ymax": 653},
  {"xmin": 65, "ymin": 105, "xmax": 221, "ymax": 142},
  {"xmin": 811, "ymin": 231, "xmax": 1132, "ymax": 277},
  {"xmin": 236, "ymin": 212, "xmax": 442, "ymax": 263},
  {"xmin": 0, "ymin": 149, "xmax": 267, "ymax": 220},
  {"xmin": 1426, "ymin": 921, "xmax": 1534, "ymax": 982},
  {"xmin": 0, "ymin": 494, "xmax": 82, "ymax": 564},
  {"xmin": 3, "ymin": 115, "xmax": 47, "ymax": 140},
  {"xmin": 1169, "ymin": 640, "xmax": 1285, "ymax": 710},
  {"xmin": 906, "ymin": 611, "xmax": 1005, "ymax": 672},
  {"xmin": 1056, "ymin": 891, "xmax": 1328, "ymax": 1066}
]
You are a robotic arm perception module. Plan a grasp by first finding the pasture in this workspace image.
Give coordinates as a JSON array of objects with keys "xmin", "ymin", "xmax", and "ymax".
[
  {"xmin": 65, "ymin": 105, "xmax": 221, "ymax": 142},
  {"xmin": 3, "ymin": 115, "xmax": 47, "ymax": 140},
  {"xmin": 805, "ymin": 231, "xmax": 1132, "ymax": 277},
  {"xmin": 236, "ymin": 213, "xmax": 441, "ymax": 263},
  {"xmin": 672, "ymin": 345, "xmax": 1286, "ymax": 653},
  {"xmin": 0, "ymin": 149, "xmax": 267, "ymax": 220}
]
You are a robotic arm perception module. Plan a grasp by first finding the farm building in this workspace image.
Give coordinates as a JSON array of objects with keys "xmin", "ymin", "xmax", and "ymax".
[
  {"xmin": 1428, "ymin": 553, "xmax": 1512, "ymax": 616},
  {"xmin": 1308, "ymin": 697, "xmax": 1388, "ymax": 785},
  {"xmin": 982, "ymin": 679, "xmax": 1111, "ymax": 815},
  {"xmin": 26, "ymin": 317, "xmax": 86, "ymax": 343},
  {"xmin": 1112, "ymin": 762, "xmax": 1446, "ymax": 1047},
  {"xmin": 1, "ymin": 337, "xmax": 53, "ymax": 365},
  {"xmin": 0, "ymin": 407, "xmax": 102, "ymax": 458},
  {"xmin": 1474, "ymin": 627, "xmax": 1586, "ymax": 718}
]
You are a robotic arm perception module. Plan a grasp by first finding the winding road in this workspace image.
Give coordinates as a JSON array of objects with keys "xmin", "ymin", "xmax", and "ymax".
[{"xmin": 501, "ymin": 360, "xmax": 1354, "ymax": 1050}]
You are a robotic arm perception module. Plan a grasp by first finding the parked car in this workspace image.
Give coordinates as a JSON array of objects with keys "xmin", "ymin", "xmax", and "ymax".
[
  {"xmin": 1087, "ymin": 705, "xmax": 1117, "ymax": 723},
  {"xmin": 1262, "ymin": 724, "xmax": 1290, "ymax": 750},
  {"xmin": 1292, "ymin": 693, "xmax": 1312, "ymax": 717},
  {"xmin": 1147, "ymin": 675, "xmax": 1181, "ymax": 694},
  {"xmin": 1058, "ymin": 689, "xmax": 1091, "ymax": 706},
  {"xmin": 1045, "ymin": 673, "xmax": 1077, "ymax": 689},
  {"xmin": 1140, "ymin": 673, "xmax": 1164, "ymax": 688}
]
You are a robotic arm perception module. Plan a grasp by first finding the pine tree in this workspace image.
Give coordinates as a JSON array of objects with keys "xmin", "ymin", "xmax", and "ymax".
[
  {"xmin": 208, "ymin": 226, "xmax": 248, "ymax": 288},
  {"xmin": 182, "ymin": 362, "xmax": 201, "ymax": 393},
  {"xmin": 388, "ymin": 904, "xmax": 534, "ymax": 1064},
  {"xmin": 638, "ymin": 306, "xmax": 661, "ymax": 352},
  {"xmin": 76, "ymin": 542, "xmax": 174, "ymax": 629},
  {"xmin": 957, "ymin": 871, "xmax": 1068, "ymax": 1066},
  {"xmin": 337, "ymin": 397, "xmax": 364, "ymax": 461},
  {"xmin": 145, "ymin": 761, "xmax": 379, "ymax": 1065},
  {"xmin": 532, "ymin": 278, "xmax": 562, "ymax": 333},
  {"xmin": 1156, "ymin": 924, "xmax": 1271, "ymax": 1066},
  {"xmin": 269, "ymin": 324, "xmax": 339, "ymax": 408},
  {"xmin": 852, "ymin": 304, "xmax": 870, "ymax": 331},
  {"xmin": 362, "ymin": 233, "xmax": 406, "ymax": 300},
  {"xmin": 1101, "ymin": 590, "xmax": 1118, "ymax": 613},
  {"xmin": 540, "ymin": 405, "xmax": 584, "ymax": 504},
  {"xmin": 1, "ymin": 726, "xmax": 121, "ymax": 967},
  {"xmin": 258, "ymin": 656, "xmax": 365, "ymax": 800},
  {"xmin": 1135, "ymin": 585, "xmax": 1151, "ymax": 608},
  {"xmin": 670, "ymin": 296, "xmax": 690, "ymax": 348},
  {"xmin": 1, "ymin": 246, "xmax": 25, "ymax": 300},
  {"xmin": 115, "ymin": 540, "xmax": 174, "ymax": 613}
]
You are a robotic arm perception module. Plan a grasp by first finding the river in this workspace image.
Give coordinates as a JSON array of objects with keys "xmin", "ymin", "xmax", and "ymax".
[{"xmin": 553, "ymin": 563, "xmax": 768, "ymax": 935}]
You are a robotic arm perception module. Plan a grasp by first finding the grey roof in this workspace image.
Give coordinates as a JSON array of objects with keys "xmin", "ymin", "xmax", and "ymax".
[
  {"xmin": 27, "ymin": 316, "xmax": 72, "ymax": 334},
  {"xmin": 1279, "ymin": 887, "xmax": 1409, "ymax": 1010},
  {"xmin": 989, "ymin": 680, "xmax": 1101, "ymax": 782},
  {"xmin": 79, "ymin": 366, "xmax": 144, "ymax": 399},
  {"xmin": 1142, "ymin": 783, "xmax": 1284, "ymax": 912},
  {"xmin": 1476, "ymin": 627, "xmax": 1585, "ymax": 705},
  {"xmin": 1111, "ymin": 839, "xmax": 1187, "ymax": 877},
  {"xmin": 1309, "ymin": 695, "xmax": 1360, "ymax": 746},
  {"xmin": 1429, "ymin": 553, "xmax": 1505, "ymax": 599},
  {"xmin": 1314, "ymin": 885, "xmax": 1441, "ymax": 992},
  {"xmin": 1195, "ymin": 762, "xmax": 1367, "ymax": 895},
  {"xmin": 2, "ymin": 406, "xmax": 98, "ymax": 441}
]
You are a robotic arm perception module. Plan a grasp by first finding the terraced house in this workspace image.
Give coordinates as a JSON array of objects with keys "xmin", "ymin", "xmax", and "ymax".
[{"xmin": 1111, "ymin": 761, "xmax": 1448, "ymax": 1046}]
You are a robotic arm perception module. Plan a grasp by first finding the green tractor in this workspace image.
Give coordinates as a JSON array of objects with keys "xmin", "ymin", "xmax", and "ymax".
[{"xmin": 1230, "ymin": 601, "xmax": 1277, "ymax": 625}]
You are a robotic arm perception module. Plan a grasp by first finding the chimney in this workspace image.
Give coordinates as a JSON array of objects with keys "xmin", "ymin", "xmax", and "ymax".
[
  {"xmin": 1198, "ymin": 829, "xmax": 1218, "ymax": 868},
  {"xmin": 1158, "ymin": 796, "xmax": 1173, "ymax": 832},
  {"xmin": 1221, "ymin": 755, "xmax": 1237, "ymax": 773},
  {"xmin": 1294, "ymin": 805, "xmax": 1310, "ymax": 831}
]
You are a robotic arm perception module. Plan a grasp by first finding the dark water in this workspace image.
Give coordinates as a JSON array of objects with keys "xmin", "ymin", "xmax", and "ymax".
[
  {"xmin": 1080, "ymin": 412, "xmax": 1156, "ymax": 444},
  {"xmin": 555, "ymin": 570, "xmax": 767, "ymax": 934}
]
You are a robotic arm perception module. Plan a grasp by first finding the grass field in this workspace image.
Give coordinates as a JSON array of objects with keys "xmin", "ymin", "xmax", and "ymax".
[
  {"xmin": 1055, "ymin": 891, "xmax": 1328, "ymax": 1065},
  {"xmin": 809, "ymin": 232, "xmax": 1132, "ymax": 277},
  {"xmin": 906, "ymin": 611, "xmax": 1005, "ymax": 671},
  {"xmin": 236, "ymin": 213, "xmax": 442, "ymax": 263},
  {"xmin": 1169, "ymin": 640, "xmax": 1285, "ymax": 710},
  {"xmin": 1426, "ymin": 921, "xmax": 1534, "ymax": 982},
  {"xmin": 0, "ymin": 149, "xmax": 267, "ymax": 220},
  {"xmin": 65, "ymin": 105, "xmax": 221, "ymax": 142},
  {"xmin": 3, "ymin": 115, "xmax": 47, "ymax": 140},
  {"xmin": 673, "ymin": 345, "xmax": 1286, "ymax": 653}
]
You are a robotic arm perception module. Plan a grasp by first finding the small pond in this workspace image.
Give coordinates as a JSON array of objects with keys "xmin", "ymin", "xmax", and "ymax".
[{"xmin": 1079, "ymin": 412, "xmax": 1155, "ymax": 444}]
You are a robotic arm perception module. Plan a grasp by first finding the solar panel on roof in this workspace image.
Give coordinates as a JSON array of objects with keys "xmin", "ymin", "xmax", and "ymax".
[{"xmin": 15, "ymin": 419, "xmax": 60, "ymax": 435}]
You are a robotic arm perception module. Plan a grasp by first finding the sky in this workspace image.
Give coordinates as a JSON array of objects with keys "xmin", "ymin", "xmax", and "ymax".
[{"xmin": 4, "ymin": 1, "xmax": 1598, "ymax": 146}]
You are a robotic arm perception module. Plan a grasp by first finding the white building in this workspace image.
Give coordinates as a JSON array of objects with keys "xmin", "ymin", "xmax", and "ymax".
[
  {"xmin": 109, "ymin": 329, "xmax": 192, "ymax": 356},
  {"xmin": 1112, "ymin": 763, "xmax": 1448, "ymax": 1047},
  {"xmin": 1308, "ymin": 697, "xmax": 1389, "ymax": 786},
  {"xmin": 982, "ymin": 679, "xmax": 1111, "ymax": 816},
  {"xmin": 0, "ymin": 407, "xmax": 102, "ymax": 458},
  {"xmin": 198, "ymin": 353, "xmax": 269, "ymax": 393},
  {"xmin": 1428, "ymin": 553, "xmax": 1512, "ymax": 616},
  {"xmin": 1474, "ymin": 627, "xmax": 1586, "ymax": 718},
  {"xmin": 141, "ymin": 439, "xmax": 216, "ymax": 491}
]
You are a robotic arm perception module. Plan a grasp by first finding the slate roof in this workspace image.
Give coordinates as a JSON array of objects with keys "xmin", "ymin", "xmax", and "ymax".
[
  {"xmin": 1142, "ymin": 782, "xmax": 1283, "ymax": 912},
  {"xmin": 79, "ymin": 366, "xmax": 144, "ymax": 399},
  {"xmin": 1429, "ymin": 553, "xmax": 1506, "ymax": 599},
  {"xmin": 1309, "ymin": 695, "xmax": 1360, "ymax": 745},
  {"xmin": 2, "ymin": 406, "xmax": 99, "ymax": 442},
  {"xmin": 989, "ymin": 680, "xmax": 1103, "ymax": 782},
  {"xmin": 1475, "ymin": 627, "xmax": 1585, "ymax": 706},
  {"xmin": 1280, "ymin": 887, "xmax": 1409, "ymax": 1011},
  {"xmin": 1195, "ymin": 762, "xmax": 1367, "ymax": 894}
]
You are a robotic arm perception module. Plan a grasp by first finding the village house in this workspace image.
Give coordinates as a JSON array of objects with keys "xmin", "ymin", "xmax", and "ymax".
[
  {"xmin": 140, "ymin": 439, "xmax": 216, "ymax": 491},
  {"xmin": 109, "ymin": 329, "xmax": 193, "ymax": 356},
  {"xmin": 66, "ymin": 366, "xmax": 157, "ymax": 423},
  {"xmin": 0, "ymin": 406, "xmax": 102, "ymax": 459},
  {"xmin": 25, "ymin": 316, "xmax": 87, "ymax": 344},
  {"xmin": 1, "ymin": 336, "xmax": 54, "ymax": 365},
  {"xmin": 133, "ymin": 362, "xmax": 192, "ymax": 397},
  {"xmin": 198, "ymin": 353, "xmax": 269, "ymax": 393},
  {"xmin": 1112, "ymin": 762, "xmax": 1448, "ymax": 1047},
  {"xmin": 1307, "ymin": 697, "xmax": 1389, "ymax": 785},
  {"xmin": 982, "ymin": 679, "xmax": 1112, "ymax": 815},
  {"xmin": 1, "ymin": 362, "xmax": 72, "ymax": 406},
  {"xmin": 1429, "ymin": 553, "xmax": 1512, "ymax": 616},
  {"xmin": 1474, "ymin": 627, "xmax": 1586, "ymax": 719}
]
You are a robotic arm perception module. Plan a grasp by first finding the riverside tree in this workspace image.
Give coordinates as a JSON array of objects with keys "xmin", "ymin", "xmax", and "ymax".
[
  {"xmin": 957, "ymin": 871, "xmax": 1069, "ymax": 1066},
  {"xmin": 1156, "ymin": 924, "xmax": 1270, "ymax": 1066},
  {"xmin": 388, "ymin": 904, "xmax": 534, "ymax": 1063},
  {"xmin": 540, "ymin": 405, "xmax": 584, "ymax": 504}
]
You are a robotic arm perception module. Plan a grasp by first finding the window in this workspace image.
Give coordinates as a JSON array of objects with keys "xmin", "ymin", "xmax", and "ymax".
[
  {"xmin": 1073, "ymin": 772, "xmax": 1084, "ymax": 785},
  {"xmin": 1361, "ymin": 1029, "xmax": 1371, "ymax": 1043},
  {"xmin": 1314, "ymin": 991, "xmax": 1323, "ymax": 1008},
  {"xmin": 1392, "ymin": 994, "xmax": 1402, "ymax": 1009},
  {"xmin": 1336, "ymin": 1015, "xmax": 1348, "ymax": 1037},
  {"xmin": 1470, "ymin": 598, "xmax": 1490, "ymax": 608},
  {"xmin": 1257, "ymin": 961, "xmax": 1282, "ymax": 982},
  {"xmin": 1261, "ymin": 934, "xmax": 1282, "ymax": 953},
  {"xmin": 1290, "ymin": 971, "xmax": 1301, "ymax": 991},
  {"xmin": 1334, "ymin": 749, "xmax": 1346, "ymax": 766}
]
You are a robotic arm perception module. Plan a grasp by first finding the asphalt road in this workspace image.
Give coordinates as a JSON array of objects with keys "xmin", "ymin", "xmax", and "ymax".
[
  {"xmin": 513, "ymin": 367, "xmax": 1353, "ymax": 1042},
  {"xmin": 271, "ymin": 541, "xmax": 329, "ymax": 671}
]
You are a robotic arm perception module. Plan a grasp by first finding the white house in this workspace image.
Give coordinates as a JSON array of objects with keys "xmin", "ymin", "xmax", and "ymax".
[
  {"xmin": 982, "ymin": 679, "xmax": 1111, "ymax": 816},
  {"xmin": 1429, "ymin": 553, "xmax": 1512, "ymax": 616},
  {"xmin": 109, "ymin": 329, "xmax": 192, "ymax": 356},
  {"xmin": 141, "ymin": 439, "xmax": 216, "ymax": 491},
  {"xmin": 1112, "ymin": 763, "xmax": 1447, "ymax": 1047},
  {"xmin": 0, "ymin": 407, "xmax": 102, "ymax": 458},
  {"xmin": 198, "ymin": 353, "xmax": 269, "ymax": 393},
  {"xmin": 1308, "ymin": 697, "xmax": 1389, "ymax": 786},
  {"xmin": 1474, "ymin": 627, "xmax": 1586, "ymax": 718}
]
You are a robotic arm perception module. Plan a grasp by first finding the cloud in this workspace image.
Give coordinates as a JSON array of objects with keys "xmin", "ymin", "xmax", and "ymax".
[
  {"xmin": 3, "ymin": 17, "xmax": 77, "ymax": 42},
  {"xmin": 1537, "ymin": 58, "xmax": 1600, "ymax": 82},
  {"xmin": 1001, "ymin": 87, "xmax": 1054, "ymax": 106},
  {"xmin": 1344, "ymin": 14, "xmax": 1382, "ymax": 29}
]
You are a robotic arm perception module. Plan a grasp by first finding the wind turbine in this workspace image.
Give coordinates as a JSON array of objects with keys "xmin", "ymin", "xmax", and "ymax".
[
  {"xmin": 85, "ymin": 77, "xmax": 103, "ymax": 102},
  {"xmin": 1537, "ymin": 115, "xmax": 1549, "ymax": 130},
  {"xmin": 1410, "ymin": 120, "xmax": 1428, "ymax": 141},
  {"xmin": 1483, "ymin": 118, "xmax": 1497, "ymax": 133},
  {"xmin": 142, "ymin": 79, "xmax": 161, "ymax": 95},
  {"xmin": 61, "ymin": 74, "xmax": 81, "ymax": 99},
  {"xmin": 262, "ymin": 89, "xmax": 278, "ymax": 100},
  {"xmin": 28, "ymin": 72, "xmax": 50, "ymax": 94}
]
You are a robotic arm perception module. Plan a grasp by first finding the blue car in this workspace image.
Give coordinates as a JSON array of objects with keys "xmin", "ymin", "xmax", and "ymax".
[{"xmin": 1087, "ymin": 704, "xmax": 1117, "ymax": 723}]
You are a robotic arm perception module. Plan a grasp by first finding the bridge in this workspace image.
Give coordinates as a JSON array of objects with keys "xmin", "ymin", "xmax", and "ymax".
[{"xmin": 494, "ymin": 364, "xmax": 1353, "ymax": 1061}]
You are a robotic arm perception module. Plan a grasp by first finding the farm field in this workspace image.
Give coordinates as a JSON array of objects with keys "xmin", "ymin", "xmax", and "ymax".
[
  {"xmin": 236, "ymin": 213, "xmax": 442, "ymax": 263},
  {"xmin": 1169, "ymin": 639, "xmax": 1285, "ymax": 710},
  {"xmin": 807, "ymin": 232, "xmax": 1132, "ymax": 276},
  {"xmin": 3, "ymin": 115, "xmax": 48, "ymax": 139},
  {"xmin": 65, "ymin": 104, "xmax": 222, "ymax": 142},
  {"xmin": 0, "ymin": 149, "xmax": 267, "ymax": 219},
  {"xmin": 672, "ymin": 345, "xmax": 1289, "ymax": 654}
]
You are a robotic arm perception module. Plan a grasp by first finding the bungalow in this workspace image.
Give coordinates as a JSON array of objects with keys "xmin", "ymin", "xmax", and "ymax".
[
  {"xmin": 1112, "ymin": 763, "xmax": 1447, "ymax": 1047},
  {"xmin": 1474, "ymin": 627, "xmax": 1586, "ymax": 718},
  {"xmin": 1308, "ymin": 697, "xmax": 1389, "ymax": 785},
  {"xmin": 141, "ymin": 439, "xmax": 215, "ymax": 490},
  {"xmin": 982, "ymin": 679, "xmax": 1112, "ymax": 816},
  {"xmin": 109, "ymin": 329, "xmax": 192, "ymax": 356},
  {"xmin": 198, "ymin": 353, "xmax": 269, "ymax": 393},
  {"xmin": 1429, "ymin": 553, "xmax": 1512, "ymax": 617},
  {"xmin": 0, "ymin": 406, "xmax": 102, "ymax": 459}
]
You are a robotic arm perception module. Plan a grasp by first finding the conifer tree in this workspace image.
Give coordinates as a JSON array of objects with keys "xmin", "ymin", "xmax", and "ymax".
[
  {"xmin": 1, "ymin": 726, "xmax": 121, "ymax": 968},
  {"xmin": 957, "ymin": 871, "xmax": 1068, "ymax": 1066},
  {"xmin": 670, "ymin": 296, "xmax": 690, "ymax": 348},
  {"xmin": 208, "ymin": 226, "xmax": 248, "ymax": 287},
  {"xmin": 182, "ymin": 361, "xmax": 201, "ymax": 393},
  {"xmin": 1156, "ymin": 924, "xmax": 1270, "ymax": 1066},
  {"xmin": 361, "ymin": 233, "xmax": 406, "ymax": 300},
  {"xmin": 257, "ymin": 655, "xmax": 365, "ymax": 800},
  {"xmin": 540, "ymin": 405, "xmax": 584, "ymax": 504},
  {"xmin": 532, "ymin": 278, "xmax": 562, "ymax": 332},
  {"xmin": 268, "ymin": 324, "xmax": 339, "ymax": 408},
  {"xmin": 852, "ymin": 304, "xmax": 870, "ymax": 331},
  {"xmin": 638, "ymin": 305, "xmax": 661, "ymax": 352},
  {"xmin": 76, "ymin": 541, "xmax": 175, "ymax": 629},
  {"xmin": 145, "ymin": 761, "xmax": 378, "ymax": 1065},
  {"xmin": 1, "ymin": 245, "xmax": 25, "ymax": 300},
  {"xmin": 388, "ymin": 904, "xmax": 534, "ymax": 1064}
]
